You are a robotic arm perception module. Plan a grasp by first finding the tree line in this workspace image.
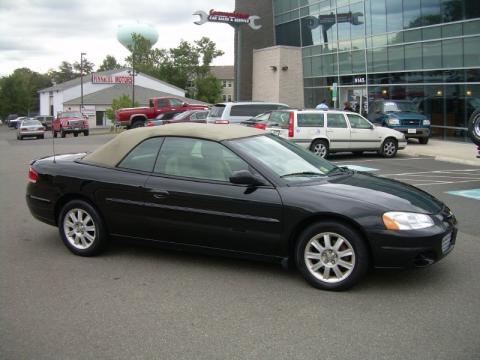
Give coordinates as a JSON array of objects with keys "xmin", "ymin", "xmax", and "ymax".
[{"xmin": 0, "ymin": 36, "xmax": 224, "ymax": 119}]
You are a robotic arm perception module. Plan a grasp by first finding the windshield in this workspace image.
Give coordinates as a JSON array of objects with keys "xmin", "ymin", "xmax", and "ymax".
[
  {"xmin": 61, "ymin": 112, "xmax": 83, "ymax": 118},
  {"xmin": 209, "ymin": 105, "xmax": 225, "ymax": 118},
  {"xmin": 383, "ymin": 101, "xmax": 417, "ymax": 113},
  {"xmin": 22, "ymin": 120, "xmax": 41, "ymax": 126},
  {"xmin": 230, "ymin": 135, "xmax": 337, "ymax": 182}
]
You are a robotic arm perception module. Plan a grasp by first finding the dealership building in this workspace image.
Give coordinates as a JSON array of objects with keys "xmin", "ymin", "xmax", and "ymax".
[
  {"xmin": 235, "ymin": 0, "xmax": 480, "ymax": 140},
  {"xmin": 38, "ymin": 68, "xmax": 195, "ymax": 128}
]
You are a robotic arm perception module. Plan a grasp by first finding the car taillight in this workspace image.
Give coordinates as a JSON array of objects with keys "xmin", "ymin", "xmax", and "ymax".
[
  {"xmin": 146, "ymin": 121, "xmax": 155, "ymax": 127},
  {"xmin": 288, "ymin": 112, "xmax": 295, "ymax": 137},
  {"xmin": 254, "ymin": 123, "xmax": 266, "ymax": 130},
  {"xmin": 28, "ymin": 167, "xmax": 39, "ymax": 183},
  {"xmin": 21, "ymin": 128, "xmax": 27, "ymax": 132},
  {"xmin": 215, "ymin": 120, "xmax": 229, "ymax": 124},
  {"xmin": 38, "ymin": 127, "xmax": 45, "ymax": 131}
]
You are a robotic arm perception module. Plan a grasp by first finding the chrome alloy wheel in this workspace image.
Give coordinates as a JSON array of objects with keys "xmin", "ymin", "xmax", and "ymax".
[
  {"xmin": 304, "ymin": 232, "xmax": 355, "ymax": 283},
  {"xmin": 63, "ymin": 208, "xmax": 96, "ymax": 250},
  {"xmin": 312, "ymin": 142, "xmax": 327, "ymax": 158},
  {"xmin": 383, "ymin": 140, "xmax": 396, "ymax": 157}
]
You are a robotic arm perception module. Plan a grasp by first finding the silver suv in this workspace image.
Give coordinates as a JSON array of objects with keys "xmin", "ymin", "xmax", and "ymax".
[{"xmin": 207, "ymin": 102, "xmax": 289, "ymax": 124}]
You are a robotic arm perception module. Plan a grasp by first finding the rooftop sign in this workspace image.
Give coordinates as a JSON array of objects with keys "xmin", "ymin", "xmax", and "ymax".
[
  {"xmin": 193, "ymin": 9, "xmax": 261, "ymax": 30},
  {"xmin": 92, "ymin": 74, "xmax": 133, "ymax": 85}
]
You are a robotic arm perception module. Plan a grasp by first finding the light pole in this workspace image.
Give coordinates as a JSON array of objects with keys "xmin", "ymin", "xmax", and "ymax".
[{"xmin": 80, "ymin": 52, "xmax": 86, "ymax": 113}]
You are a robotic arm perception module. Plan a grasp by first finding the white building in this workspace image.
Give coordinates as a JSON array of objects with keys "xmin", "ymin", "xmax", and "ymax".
[{"xmin": 38, "ymin": 68, "xmax": 202, "ymax": 128}]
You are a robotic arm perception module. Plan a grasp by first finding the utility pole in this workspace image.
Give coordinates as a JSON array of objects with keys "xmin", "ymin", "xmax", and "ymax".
[{"xmin": 80, "ymin": 52, "xmax": 86, "ymax": 113}]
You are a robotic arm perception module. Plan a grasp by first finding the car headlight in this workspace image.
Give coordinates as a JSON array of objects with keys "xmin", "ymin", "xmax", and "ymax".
[
  {"xmin": 387, "ymin": 118, "xmax": 400, "ymax": 125},
  {"xmin": 383, "ymin": 212, "xmax": 435, "ymax": 230},
  {"xmin": 423, "ymin": 119, "xmax": 431, "ymax": 125}
]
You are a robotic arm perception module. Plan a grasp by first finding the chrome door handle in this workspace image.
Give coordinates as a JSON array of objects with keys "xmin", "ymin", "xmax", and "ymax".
[{"xmin": 152, "ymin": 190, "xmax": 169, "ymax": 198}]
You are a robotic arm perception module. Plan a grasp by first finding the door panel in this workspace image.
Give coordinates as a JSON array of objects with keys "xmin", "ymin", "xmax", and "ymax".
[
  {"xmin": 346, "ymin": 113, "xmax": 382, "ymax": 149},
  {"xmin": 326, "ymin": 113, "xmax": 351, "ymax": 150}
]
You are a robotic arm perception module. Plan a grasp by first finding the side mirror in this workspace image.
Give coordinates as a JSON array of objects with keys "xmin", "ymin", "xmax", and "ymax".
[
  {"xmin": 229, "ymin": 170, "xmax": 266, "ymax": 186},
  {"xmin": 183, "ymin": 102, "xmax": 188, "ymax": 107}
]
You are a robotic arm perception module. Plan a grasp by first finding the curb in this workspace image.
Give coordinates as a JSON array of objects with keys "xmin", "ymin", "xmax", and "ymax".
[{"xmin": 405, "ymin": 150, "xmax": 480, "ymax": 166}]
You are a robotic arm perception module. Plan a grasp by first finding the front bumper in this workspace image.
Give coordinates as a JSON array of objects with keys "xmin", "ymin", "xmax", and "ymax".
[
  {"xmin": 392, "ymin": 127, "xmax": 430, "ymax": 138},
  {"xmin": 367, "ymin": 217, "xmax": 457, "ymax": 268}
]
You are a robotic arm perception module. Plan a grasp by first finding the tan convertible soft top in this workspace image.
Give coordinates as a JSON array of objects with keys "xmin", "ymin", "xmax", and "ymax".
[{"xmin": 83, "ymin": 123, "xmax": 264, "ymax": 167}]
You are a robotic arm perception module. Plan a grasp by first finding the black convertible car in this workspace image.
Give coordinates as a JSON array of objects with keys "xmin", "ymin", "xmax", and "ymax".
[{"xmin": 26, "ymin": 124, "xmax": 457, "ymax": 290}]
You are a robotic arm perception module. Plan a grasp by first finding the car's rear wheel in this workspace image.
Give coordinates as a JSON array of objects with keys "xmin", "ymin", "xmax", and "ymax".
[
  {"xmin": 310, "ymin": 139, "xmax": 329, "ymax": 158},
  {"xmin": 61, "ymin": 129, "xmax": 66, "ymax": 138},
  {"xmin": 59, "ymin": 200, "xmax": 107, "ymax": 256},
  {"xmin": 295, "ymin": 221, "xmax": 369, "ymax": 291},
  {"xmin": 419, "ymin": 137, "xmax": 429, "ymax": 144},
  {"xmin": 468, "ymin": 110, "xmax": 480, "ymax": 146},
  {"xmin": 84, "ymin": 130, "xmax": 89, "ymax": 136},
  {"xmin": 74, "ymin": 132, "xmax": 78, "ymax": 137},
  {"xmin": 380, "ymin": 138, "xmax": 398, "ymax": 158},
  {"xmin": 53, "ymin": 131, "xmax": 57, "ymax": 138}
]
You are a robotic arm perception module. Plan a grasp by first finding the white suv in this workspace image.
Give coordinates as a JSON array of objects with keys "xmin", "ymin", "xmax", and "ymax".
[
  {"xmin": 207, "ymin": 102, "xmax": 289, "ymax": 124},
  {"xmin": 264, "ymin": 109, "xmax": 407, "ymax": 158}
]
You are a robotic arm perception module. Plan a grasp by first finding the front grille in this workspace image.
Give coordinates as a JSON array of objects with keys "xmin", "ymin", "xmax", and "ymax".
[
  {"xmin": 400, "ymin": 119, "xmax": 421, "ymax": 126},
  {"xmin": 68, "ymin": 120, "xmax": 83, "ymax": 127},
  {"xmin": 441, "ymin": 232, "xmax": 453, "ymax": 254}
]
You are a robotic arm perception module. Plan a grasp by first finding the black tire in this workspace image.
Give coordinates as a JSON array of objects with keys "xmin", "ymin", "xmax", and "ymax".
[
  {"xmin": 468, "ymin": 110, "xmax": 480, "ymax": 146},
  {"xmin": 53, "ymin": 131, "xmax": 57, "ymax": 138},
  {"xmin": 74, "ymin": 132, "xmax": 78, "ymax": 137},
  {"xmin": 61, "ymin": 129, "xmax": 66, "ymax": 138},
  {"xmin": 40, "ymin": 135, "xmax": 44, "ymax": 139},
  {"xmin": 131, "ymin": 120, "xmax": 144, "ymax": 129},
  {"xmin": 295, "ymin": 221, "xmax": 369, "ymax": 291},
  {"xmin": 310, "ymin": 139, "xmax": 329, "ymax": 158},
  {"xmin": 419, "ymin": 137, "xmax": 429, "ymax": 145},
  {"xmin": 84, "ymin": 130, "xmax": 89, "ymax": 136},
  {"xmin": 379, "ymin": 138, "xmax": 398, "ymax": 158},
  {"xmin": 58, "ymin": 200, "xmax": 107, "ymax": 257},
  {"xmin": 18, "ymin": 135, "xmax": 23, "ymax": 140}
]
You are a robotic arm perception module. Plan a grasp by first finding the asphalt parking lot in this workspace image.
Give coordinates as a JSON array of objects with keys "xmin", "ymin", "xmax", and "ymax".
[{"xmin": 1, "ymin": 126, "xmax": 479, "ymax": 359}]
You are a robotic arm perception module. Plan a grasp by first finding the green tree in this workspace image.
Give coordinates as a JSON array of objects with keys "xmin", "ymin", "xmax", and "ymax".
[
  {"xmin": 98, "ymin": 55, "xmax": 122, "ymax": 71},
  {"xmin": 195, "ymin": 74, "xmax": 223, "ymax": 104},
  {"xmin": 48, "ymin": 61, "xmax": 76, "ymax": 84},
  {"xmin": 73, "ymin": 56, "xmax": 95, "ymax": 75},
  {"xmin": 105, "ymin": 94, "xmax": 139, "ymax": 121},
  {"xmin": 0, "ymin": 68, "xmax": 52, "ymax": 118}
]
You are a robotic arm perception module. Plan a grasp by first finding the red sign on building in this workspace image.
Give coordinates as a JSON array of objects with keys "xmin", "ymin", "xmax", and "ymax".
[{"xmin": 92, "ymin": 74, "xmax": 133, "ymax": 84}]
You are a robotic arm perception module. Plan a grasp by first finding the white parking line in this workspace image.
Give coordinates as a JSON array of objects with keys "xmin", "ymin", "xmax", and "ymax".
[{"xmin": 331, "ymin": 157, "xmax": 430, "ymax": 163}]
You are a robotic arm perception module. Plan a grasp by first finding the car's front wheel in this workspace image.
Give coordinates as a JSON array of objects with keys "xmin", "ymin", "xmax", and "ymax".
[
  {"xmin": 61, "ymin": 128, "xmax": 66, "ymax": 138},
  {"xmin": 469, "ymin": 110, "xmax": 480, "ymax": 146},
  {"xmin": 310, "ymin": 139, "xmax": 329, "ymax": 158},
  {"xmin": 59, "ymin": 200, "xmax": 107, "ymax": 256},
  {"xmin": 295, "ymin": 221, "xmax": 369, "ymax": 291},
  {"xmin": 379, "ymin": 138, "xmax": 398, "ymax": 158},
  {"xmin": 419, "ymin": 137, "xmax": 429, "ymax": 144}
]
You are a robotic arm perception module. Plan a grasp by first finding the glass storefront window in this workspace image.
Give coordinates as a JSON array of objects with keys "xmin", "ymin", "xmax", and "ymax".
[
  {"xmin": 350, "ymin": 2, "xmax": 365, "ymax": 39},
  {"xmin": 276, "ymin": 20, "xmax": 301, "ymax": 46},
  {"xmin": 371, "ymin": 34, "xmax": 387, "ymax": 48},
  {"xmin": 403, "ymin": 0, "xmax": 421, "ymax": 29},
  {"xmin": 421, "ymin": 0, "xmax": 442, "ymax": 26},
  {"xmin": 388, "ymin": 32, "xmax": 404, "ymax": 45},
  {"xmin": 386, "ymin": 0, "xmax": 403, "ymax": 32},
  {"xmin": 274, "ymin": 0, "xmax": 299, "ymax": 15},
  {"xmin": 404, "ymin": 29, "xmax": 422, "ymax": 42},
  {"xmin": 442, "ymin": 38, "xmax": 463, "ymax": 68},
  {"xmin": 441, "ymin": 23, "xmax": 462, "ymax": 37},
  {"xmin": 369, "ymin": 0, "xmax": 387, "ymax": 35},
  {"xmin": 405, "ymin": 43, "xmax": 423, "ymax": 70},
  {"xmin": 463, "ymin": 20, "xmax": 480, "ymax": 35},
  {"xmin": 303, "ymin": 57, "xmax": 313, "ymax": 77},
  {"xmin": 441, "ymin": 0, "xmax": 463, "ymax": 22},
  {"xmin": 424, "ymin": 70, "xmax": 444, "ymax": 83},
  {"xmin": 463, "ymin": 36, "xmax": 480, "ymax": 67},
  {"xmin": 351, "ymin": 50, "xmax": 366, "ymax": 73},
  {"xmin": 312, "ymin": 56, "xmax": 322, "ymax": 75},
  {"xmin": 373, "ymin": 47, "xmax": 388, "ymax": 72},
  {"xmin": 465, "ymin": 1, "xmax": 480, "ymax": 19},
  {"xmin": 422, "ymin": 26, "xmax": 441, "ymax": 41},
  {"xmin": 444, "ymin": 70, "xmax": 465, "ymax": 82},
  {"xmin": 422, "ymin": 41, "xmax": 442, "ymax": 69},
  {"xmin": 338, "ymin": 51, "xmax": 352, "ymax": 74},
  {"xmin": 388, "ymin": 45, "xmax": 405, "ymax": 71},
  {"xmin": 351, "ymin": 38, "xmax": 366, "ymax": 50}
]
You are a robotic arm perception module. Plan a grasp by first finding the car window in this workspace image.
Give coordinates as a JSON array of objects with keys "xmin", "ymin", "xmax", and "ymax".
[
  {"xmin": 230, "ymin": 104, "xmax": 285, "ymax": 117},
  {"xmin": 297, "ymin": 113, "xmax": 324, "ymax": 127},
  {"xmin": 118, "ymin": 137, "xmax": 164, "ymax": 172},
  {"xmin": 327, "ymin": 113, "xmax": 348, "ymax": 128},
  {"xmin": 158, "ymin": 99, "xmax": 169, "ymax": 107},
  {"xmin": 269, "ymin": 111, "xmax": 290, "ymax": 128},
  {"xmin": 209, "ymin": 105, "xmax": 225, "ymax": 118},
  {"xmin": 170, "ymin": 98, "xmax": 184, "ymax": 107},
  {"xmin": 154, "ymin": 137, "xmax": 251, "ymax": 182},
  {"xmin": 191, "ymin": 111, "xmax": 208, "ymax": 120},
  {"xmin": 347, "ymin": 114, "xmax": 372, "ymax": 129},
  {"xmin": 255, "ymin": 112, "xmax": 271, "ymax": 121},
  {"xmin": 22, "ymin": 120, "xmax": 42, "ymax": 126}
]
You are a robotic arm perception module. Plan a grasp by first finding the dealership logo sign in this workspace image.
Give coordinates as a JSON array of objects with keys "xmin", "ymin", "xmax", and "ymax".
[
  {"xmin": 193, "ymin": 9, "xmax": 261, "ymax": 30},
  {"xmin": 92, "ymin": 74, "xmax": 133, "ymax": 84}
]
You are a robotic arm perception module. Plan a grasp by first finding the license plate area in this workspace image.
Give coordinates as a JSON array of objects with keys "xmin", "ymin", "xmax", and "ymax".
[{"xmin": 408, "ymin": 128, "xmax": 416, "ymax": 134}]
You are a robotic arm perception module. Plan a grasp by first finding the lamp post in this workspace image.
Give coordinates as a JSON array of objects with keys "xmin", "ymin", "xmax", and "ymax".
[{"xmin": 80, "ymin": 52, "xmax": 86, "ymax": 113}]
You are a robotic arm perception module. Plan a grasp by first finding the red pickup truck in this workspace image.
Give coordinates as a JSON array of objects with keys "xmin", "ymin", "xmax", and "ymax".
[
  {"xmin": 115, "ymin": 97, "xmax": 209, "ymax": 129},
  {"xmin": 52, "ymin": 111, "xmax": 89, "ymax": 138}
]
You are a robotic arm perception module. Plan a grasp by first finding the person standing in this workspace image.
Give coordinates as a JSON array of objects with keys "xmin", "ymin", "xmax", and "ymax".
[
  {"xmin": 343, "ymin": 102, "xmax": 354, "ymax": 111},
  {"xmin": 316, "ymin": 99, "xmax": 329, "ymax": 110}
]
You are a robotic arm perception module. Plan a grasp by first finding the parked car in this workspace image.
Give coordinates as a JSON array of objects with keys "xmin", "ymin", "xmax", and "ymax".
[
  {"xmin": 146, "ymin": 110, "xmax": 209, "ymax": 127},
  {"xmin": 52, "ymin": 111, "xmax": 89, "ymax": 138},
  {"xmin": 6, "ymin": 114, "xmax": 19, "ymax": 127},
  {"xmin": 17, "ymin": 119, "xmax": 45, "ymax": 140},
  {"xmin": 26, "ymin": 123, "xmax": 457, "ymax": 291},
  {"xmin": 469, "ymin": 109, "xmax": 480, "ymax": 146},
  {"xmin": 35, "ymin": 115, "xmax": 54, "ymax": 130},
  {"xmin": 264, "ymin": 109, "xmax": 406, "ymax": 158},
  {"xmin": 207, "ymin": 102, "xmax": 289, "ymax": 124},
  {"xmin": 368, "ymin": 100, "xmax": 431, "ymax": 144},
  {"xmin": 116, "ymin": 97, "xmax": 209, "ymax": 129},
  {"xmin": 9, "ymin": 116, "xmax": 26, "ymax": 129},
  {"xmin": 240, "ymin": 111, "xmax": 273, "ymax": 129}
]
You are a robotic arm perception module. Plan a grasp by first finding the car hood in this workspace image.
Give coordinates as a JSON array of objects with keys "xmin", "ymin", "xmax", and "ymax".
[
  {"xmin": 388, "ymin": 112, "xmax": 426, "ymax": 120},
  {"xmin": 302, "ymin": 172, "xmax": 444, "ymax": 214}
]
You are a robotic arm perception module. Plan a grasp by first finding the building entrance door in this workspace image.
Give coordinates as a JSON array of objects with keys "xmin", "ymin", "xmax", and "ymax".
[
  {"xmin": 96, "ymin": 111, "xmax": 104, "ymax": 126},
  {"xmin": 340, "ymin": 87, "xmax": 368, "ymax": 117}
]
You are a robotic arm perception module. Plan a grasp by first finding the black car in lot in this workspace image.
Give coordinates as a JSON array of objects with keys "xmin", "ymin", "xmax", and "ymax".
[{"xmin": 26, "ymin": 124, "xmax": 457, "ymax": 290}]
